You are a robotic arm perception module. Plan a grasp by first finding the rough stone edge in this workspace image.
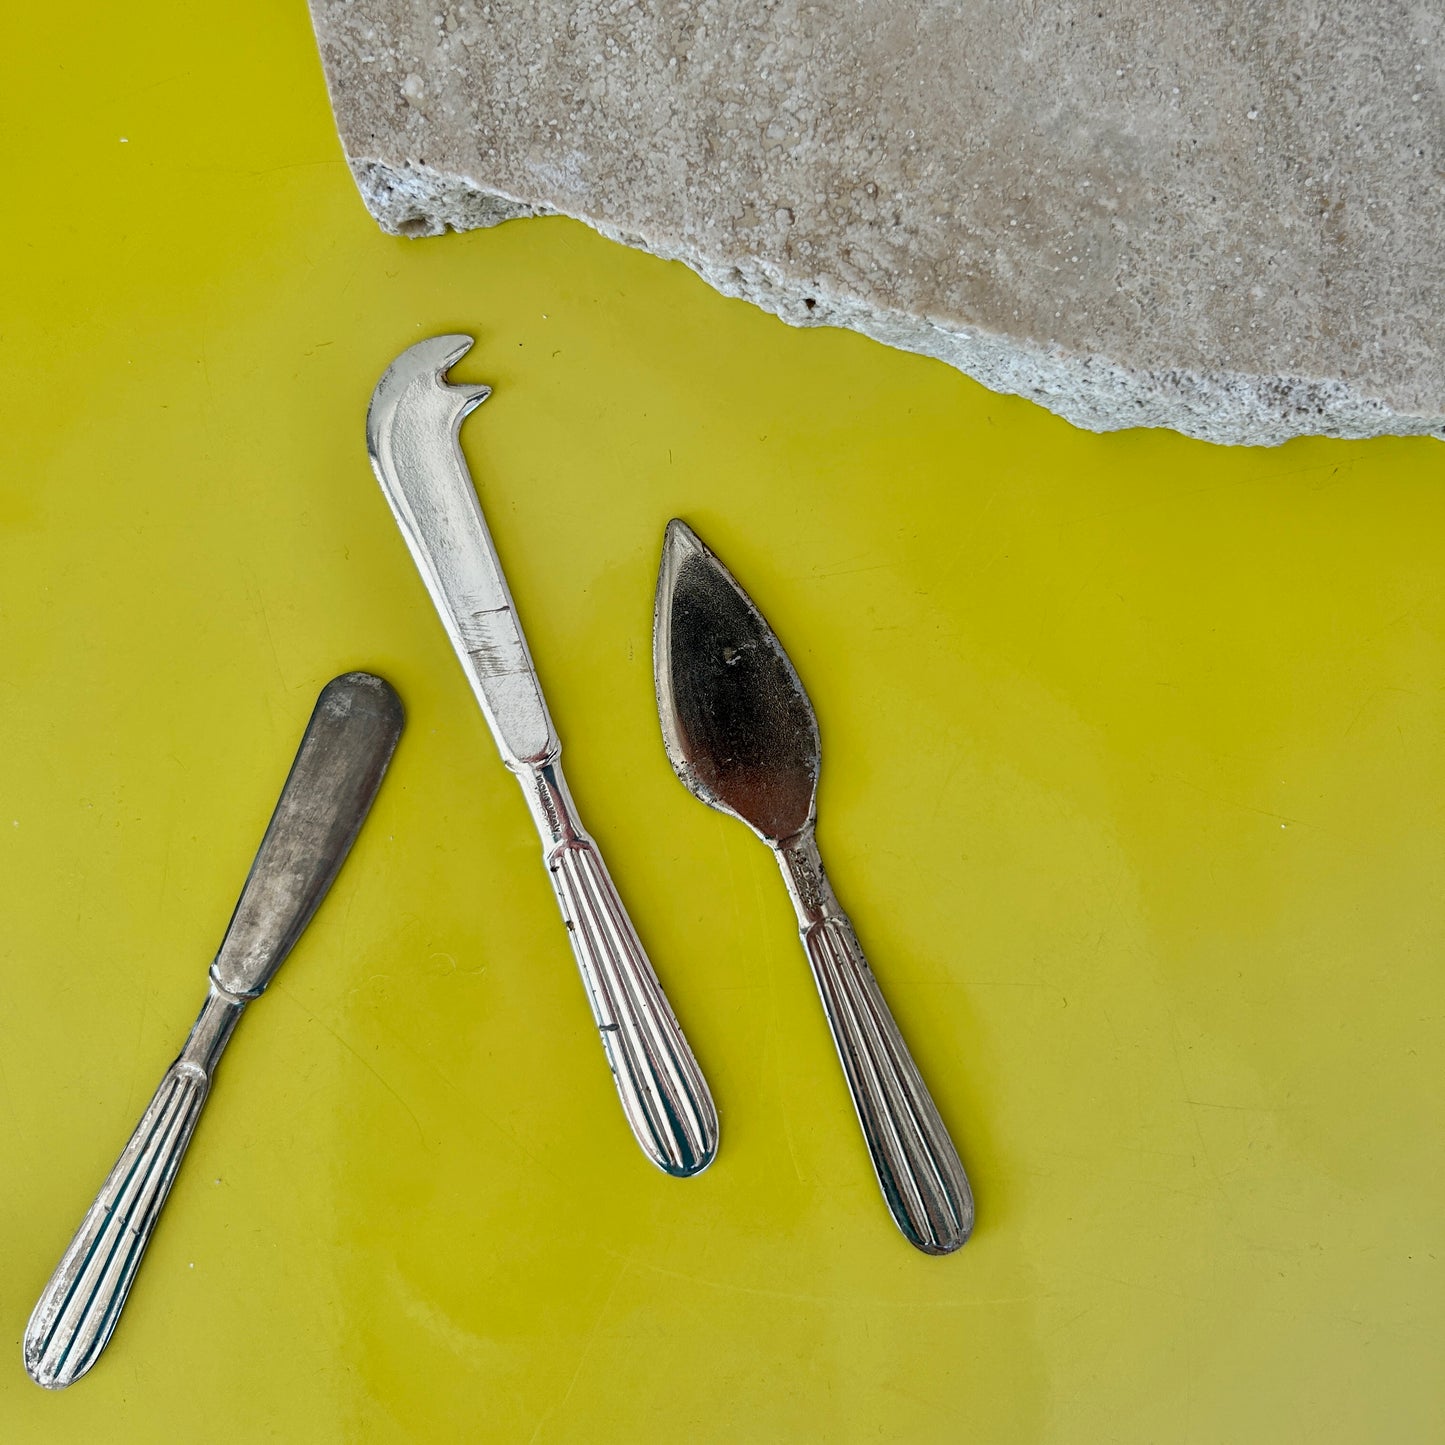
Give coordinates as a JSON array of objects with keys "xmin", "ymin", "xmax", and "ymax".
[{"xmin": 353, "ymin": 157, "xmax": 1445, "ymax": 448}]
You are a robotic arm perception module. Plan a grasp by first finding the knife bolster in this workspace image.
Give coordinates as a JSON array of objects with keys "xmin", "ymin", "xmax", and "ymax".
[
  {"xmin": 178, "ymin": 984, "xmax": 248, "ymax": 1077},
  {"xmin": 516, "ymin": 757, "xmax": 582, "ymax": 849},
  {"xmin": 776, "ymin": 825, "xmax": 837, "ymax": 926}
]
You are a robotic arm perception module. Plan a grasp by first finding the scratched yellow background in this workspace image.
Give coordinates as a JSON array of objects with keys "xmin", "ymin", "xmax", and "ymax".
[{"xmin": 2, "ymin": 3, "xmax": 1443, "ymax": 1441}]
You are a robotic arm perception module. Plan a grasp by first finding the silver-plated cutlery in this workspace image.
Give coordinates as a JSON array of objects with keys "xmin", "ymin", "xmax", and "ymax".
[
  {"xmin": 653, "ymin": 519, "xmax": 973, "ymax": 1254},
  {"xmin": 367, "ymin": 335, "xmax": 718, "ymax": 1178},
  {"xmin": 23, "ymin": 332, "xmax": 974, "ymax": 1390},
  {"xmin": 24, "ymin": 672, "xmax": 403, "ymax": 1388}
]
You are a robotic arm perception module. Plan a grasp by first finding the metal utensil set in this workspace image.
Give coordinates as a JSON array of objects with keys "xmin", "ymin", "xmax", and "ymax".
[{"xmin": 24, "ymin": 334, "xmax": 972, "ymax": 1389}]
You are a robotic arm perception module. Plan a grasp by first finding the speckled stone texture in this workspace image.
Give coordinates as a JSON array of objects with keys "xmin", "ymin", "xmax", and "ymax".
[{"xmin": 309, "ymin": 1, "xmax": 1443, "ymax": 446}]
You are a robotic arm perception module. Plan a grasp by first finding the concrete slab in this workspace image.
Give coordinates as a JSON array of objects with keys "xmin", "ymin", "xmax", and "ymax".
[{"xmin": 310, "ymin": 1, "xmax": 1444, "ymax": 445}]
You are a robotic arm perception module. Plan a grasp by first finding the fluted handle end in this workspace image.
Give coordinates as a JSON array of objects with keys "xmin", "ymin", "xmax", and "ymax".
[{"xmin": 547, "ymin": 835, "xmax": 718, "ymax": 1177}]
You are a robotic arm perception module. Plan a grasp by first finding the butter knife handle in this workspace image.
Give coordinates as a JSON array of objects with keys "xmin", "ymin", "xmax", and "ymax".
[
  {"xmin": 780, "ymin": 830, "xmax": 973, "ymax": 1254},
  {"xmin": 530, "ymin": 762, "xmax": 717, "ymax": 1176},
  {"xmin": 23, "ymin": 988, "xmax": 244, "ymax": 1389}
]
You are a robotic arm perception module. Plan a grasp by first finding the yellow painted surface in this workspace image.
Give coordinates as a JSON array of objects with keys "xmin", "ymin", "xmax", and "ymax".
[{"xmin": 3, "ymin": 3, "xmax": 1443, "ymax": 1440}]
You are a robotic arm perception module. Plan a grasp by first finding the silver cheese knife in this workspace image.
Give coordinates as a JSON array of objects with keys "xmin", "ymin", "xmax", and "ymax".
[
  {"xmin": 366, "ymin": 335, "xmax": 717, "ymax": 1178},
  {"xmin": 653, "ymin": 520, "xmax": 973, "ymax": 1253},
  {"xmin": 24, "ymin": 671, "xmax": 405, "ymax": 1388}
]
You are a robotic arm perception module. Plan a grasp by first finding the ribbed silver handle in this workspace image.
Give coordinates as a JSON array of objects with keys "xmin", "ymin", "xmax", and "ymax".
[
  {"xmin": 518, "ymin": 758, "xmax": 717, "ymax": 1176},
  {"xmin": 24, "ymin": 990, "xmax": 242, "ymax": 1388},
  {"xmin": 780, "ymin": 828, "xmax": 973, "ymax": 1254},
  {"xmin": 546, "ymin": 834, "xmax": 719, "ymax": 1176}
]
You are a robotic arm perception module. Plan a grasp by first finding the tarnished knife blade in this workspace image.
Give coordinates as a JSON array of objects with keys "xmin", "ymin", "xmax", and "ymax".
[{"xmin": 654, "ymin": 518, "xmax": 818, "ymax": 843}]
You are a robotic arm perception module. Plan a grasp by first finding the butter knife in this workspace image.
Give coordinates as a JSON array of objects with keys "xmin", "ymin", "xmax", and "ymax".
[
  {"xmin": 24, "ymin": 671, "xmax": 404, "ymax": 1388},
  {"xmin": 366, "ymin": 335, "xmax": 717, "ymax": 1177}
]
